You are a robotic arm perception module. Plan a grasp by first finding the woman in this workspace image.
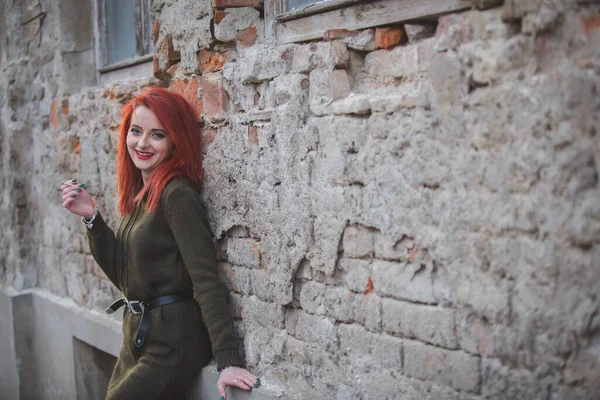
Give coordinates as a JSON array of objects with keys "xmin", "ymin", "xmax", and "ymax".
[{"xmin": 60, "ymin": 87, "xmax": 258, "ymax": 400}]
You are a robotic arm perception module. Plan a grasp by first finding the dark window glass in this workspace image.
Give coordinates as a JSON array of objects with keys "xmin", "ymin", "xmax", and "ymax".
[
  {"xmin": 286, "ymin": 0, "xmax": 322, "ymax": 9},
  {"xmin": 105, "ymin": 0, "xmax": 137, "ymax": 64}
]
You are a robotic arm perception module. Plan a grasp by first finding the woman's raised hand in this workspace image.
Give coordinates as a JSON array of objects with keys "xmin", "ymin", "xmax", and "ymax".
[
  {"xmin": 60, "ymin": 178, "xmax": 96, "ymax": 219},
  {"xmin": 217, "ymin": 366, "xmax": 260, "ymax": 400}
]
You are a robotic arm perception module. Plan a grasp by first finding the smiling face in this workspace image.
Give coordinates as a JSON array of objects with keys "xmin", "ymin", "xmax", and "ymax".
[{"xmin": 126, "ymin": 106, "xmax": 174, "ymax": 184}]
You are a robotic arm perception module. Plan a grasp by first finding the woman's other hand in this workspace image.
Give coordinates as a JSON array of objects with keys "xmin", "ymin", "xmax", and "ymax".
[
  {"xmin": 217, "ymin": 366, "xmax": 260, "ymax": 400},
  {"xmin": 61, "ymin": 179, "xmax": 95, "ymax": 219}
]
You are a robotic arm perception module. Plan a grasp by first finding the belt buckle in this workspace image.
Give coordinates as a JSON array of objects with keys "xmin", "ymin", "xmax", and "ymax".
[{"xmin": 127, "ymin": 301, "xmax": 144, "ymax": 315}]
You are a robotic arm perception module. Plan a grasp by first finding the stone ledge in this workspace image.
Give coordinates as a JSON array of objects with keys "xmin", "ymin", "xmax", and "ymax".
[
  {"xmin": 0, "ymin": 287, "xmax": 281, "ymax": 400},
  {"xmin": 191, "ymin": 366, "xmax": 284, "ymax": 399},
  {"xmin": 0, "ymin": 287, "xmax": 19, "ymax": 400}
]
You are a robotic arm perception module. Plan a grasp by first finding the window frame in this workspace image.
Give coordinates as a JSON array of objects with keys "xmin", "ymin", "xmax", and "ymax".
[
  {"xmin": 278, "ymin": 0, "xmax": 361, "ymax": 21},
  {"xmin": 266, "ymin": 0, "xmax": 472, "ymax": 44},
  {"xmin": 95, "ymin": 0, "xmax": 154, "ymax": 73}
]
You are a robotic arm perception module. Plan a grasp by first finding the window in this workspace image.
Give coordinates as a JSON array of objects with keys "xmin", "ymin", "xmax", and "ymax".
[
  {"xmin": 97, "ymin": 0, "xmax": 154, "ymax": 72},
  {"xmin": 286, "ymin": 0, "xmax": 320, "ymax": 8},
  {"xmin": 279, "ymin": 0, "xmax": 359, "ymax": 18},
  {"xmin": 267, "ymin": 0, "xmax": 471, "ymax": 43}
]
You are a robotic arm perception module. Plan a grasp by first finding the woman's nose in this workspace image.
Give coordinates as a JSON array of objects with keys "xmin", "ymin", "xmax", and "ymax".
[{"xmin": 137, "ymin": 133, "xmax": 149, "ymax": 147}]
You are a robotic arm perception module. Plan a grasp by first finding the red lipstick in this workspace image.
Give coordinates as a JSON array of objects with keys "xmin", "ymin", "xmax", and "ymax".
[{"xmin": 136, "ymin": 150, "xmax": 153, "ymax": 160}]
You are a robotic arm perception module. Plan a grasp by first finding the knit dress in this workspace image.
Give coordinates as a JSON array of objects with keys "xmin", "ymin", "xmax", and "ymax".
[{"xmin": 87, "ymin": 179, "xmax": 243, "ymax": 399}]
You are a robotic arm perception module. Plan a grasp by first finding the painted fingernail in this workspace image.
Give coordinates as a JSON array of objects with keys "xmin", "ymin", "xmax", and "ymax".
[
  {"xmin": 254, "ymin": 381, "xmax": 260, "ymax": 387},
  {"xmin": 257, "ymin": 378, "xmax": 261, "ymax": 381},
  {"xmin": 220, "ymin": 397, "xmax": 224, "ymax": 400},
  {"xmin": 248, "ymin": 385, "xmax": 253, "ymax": 389},
  {"xmin": 71, "ymin": 178, "xmax": 77, "ymax": 182},
  {"xmin": 78, "ymin": 184, "xmax": 85, "ymax": 187},
  {"xmin": 71, "ymin": 195, "xmax": 76, "ymax": 198},
  {"xmin": 76, "ymin": 189, "xmax": 82, "ymax": 193}
]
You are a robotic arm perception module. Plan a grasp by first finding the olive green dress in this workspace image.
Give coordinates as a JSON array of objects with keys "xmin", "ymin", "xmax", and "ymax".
[{"xmin": 87, "ymin": 179, "xmax": 243, "ymax": 399}]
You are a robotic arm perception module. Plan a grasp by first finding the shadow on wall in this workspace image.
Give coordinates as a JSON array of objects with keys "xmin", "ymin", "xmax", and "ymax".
[{"xmin": 73, "ymin": 338, "xmax": 117, "ymax": 400}]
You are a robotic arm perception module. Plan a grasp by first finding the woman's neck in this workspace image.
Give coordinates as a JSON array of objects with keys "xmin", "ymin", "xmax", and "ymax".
[{"xmin": 142, "ymin": 171, "xmax": 150, "ymax": 185}]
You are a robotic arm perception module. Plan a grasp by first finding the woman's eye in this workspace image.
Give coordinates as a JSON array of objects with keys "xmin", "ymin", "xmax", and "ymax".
[
  {"xmin": 153, "ymin": 133, "xmax": 166, "ymax": 139},
  {"xmin": 130, "ymin": 128, "xmax": 141, "ymax": 135}
]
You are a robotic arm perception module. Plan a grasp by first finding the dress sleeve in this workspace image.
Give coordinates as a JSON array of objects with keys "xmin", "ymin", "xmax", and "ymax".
[
  {"xmin": 165, "ymin": 186, "xmax": 243, "ymax": 369},
  {"xmin": 86, "ymin": 212, "xmax": 121, "ymax": 290}
]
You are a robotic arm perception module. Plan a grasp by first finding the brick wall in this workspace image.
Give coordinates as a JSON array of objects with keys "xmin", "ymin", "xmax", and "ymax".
[{"xmin": 1, "ymin": 0, "xmax": 599, "ymax": 398}]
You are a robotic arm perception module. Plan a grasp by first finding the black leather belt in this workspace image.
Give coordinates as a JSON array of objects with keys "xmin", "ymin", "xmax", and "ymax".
[{"xmin": 106, "ymin": 293, "xmax": 192, "ymax": 347}]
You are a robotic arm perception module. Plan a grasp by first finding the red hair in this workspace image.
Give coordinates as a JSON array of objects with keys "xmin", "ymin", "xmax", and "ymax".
[{"xmin": 117, "ymin": 87, "xmax": 202, "ymax": 215}]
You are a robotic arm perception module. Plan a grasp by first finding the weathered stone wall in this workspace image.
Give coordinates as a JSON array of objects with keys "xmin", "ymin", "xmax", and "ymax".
[{"xmin": 1, "ymin": 0, "xmax": 599, "ymax": 398}]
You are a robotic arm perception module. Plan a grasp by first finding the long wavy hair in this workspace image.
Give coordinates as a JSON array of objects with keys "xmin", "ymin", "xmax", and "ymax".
[{"xmin": 116, "ymin": 87, "xmax": 202, "ymax": 215}]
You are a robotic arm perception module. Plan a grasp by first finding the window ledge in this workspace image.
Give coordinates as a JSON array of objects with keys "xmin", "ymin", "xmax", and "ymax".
[
  {"xmin": 276, "ymin": 0, "xmax": 361, "ymax": 22},
  {"xmin": 98, "ymin": 53, "xmax": 153, "ymax": 74},
  {"xmin": 98, "ymin": 55, "xmax": 154, "ymax": 86},
  {"xmin": 274, "ymin": 0, "xmax": 471, "ymax": 43}
]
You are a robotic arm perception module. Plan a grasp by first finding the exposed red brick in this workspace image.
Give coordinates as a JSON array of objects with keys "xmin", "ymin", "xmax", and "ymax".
[
  {"xmin": 153, "ymin": 54, "xmax": 162, "ymax": 79},
  {"xmin": 583, "ymin": 13, "xmax": 600, "ymax": 35},
  {"xmin": 199, "ymin": 50, "xmax": 227, "ymax": 72},
  {"xmin": 375, "ymin": 26, "xmax": 405, "ymax": 49},
  {"xmin": 214, "ymin": 10, "xmax": 229, "ymax": 24},
  {"xmin": 237, "ymin": 26, "xmax": 258, "ymax": 49},
  {"xmin": 200, "ymin": 127, "xmax": 217, "ymax": 154},
  {"xmin": 74, "ymin": 141, "xmax": 81, "ymax": 154},
  {"xmin": 250, "ymin": 242, "xmax": 264, "ymax": 268},
  {"xmin": 50, "ymin": 98, "xmax": 59, "ymax": 130},
  {"xmin": 161, "ymin": 36, "xmax": 179, "ymax": 62},
  {"xmin": 202, "ymin": 73, "xmax": 229, "ymax": 120},
  {"xmin": 169, "ymin": 77, "xmax": 203, "ymax": 119},
  {"xmin": 301, "ymin": 78, "xmax": 310, "ymax": 90},
  {"xmin": 323, "ymin": 29, "xmax": 358, "ymax": 41},
  {"xmin": 248, "ymin": 125, "xmax": 258, "ymax": 146},
  {"xmin": 166, "ymin": 62, "xmax": 179, "ymax": 77},
  {"xmin": 212, "ymin": 0, "xmax": 262, "ymax": 8},
  {"xmin": 364, "ymin": 277, "xmax": 374, "ymax": 295},
  {"xmin": 152, "ymin": 19, "xmax": 160, "ymax": 45},
  {"xmin": 61, "ymin": 99, "xmax": 69, "ymax": 115}
]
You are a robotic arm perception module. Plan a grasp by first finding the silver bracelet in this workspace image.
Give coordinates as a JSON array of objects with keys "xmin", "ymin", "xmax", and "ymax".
[{"xmin": 82, "ymin": 208, "xmax": 98, "ymax": 229}]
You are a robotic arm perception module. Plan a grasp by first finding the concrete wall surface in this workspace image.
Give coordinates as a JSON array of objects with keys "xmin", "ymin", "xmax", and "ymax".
[
  {"xmin": 0, "ymin": 288, "xmax": 121, "ymax": 400},
  {"xmin": 0, "ymin": 288, "xmax": 280, "ymax": 400},
  {"xmin": 0, "ymin": 287, "xmax": 19, "ymax": 400},
  {"xmin": 1, "ymin": 0, "xmax": 599, "ymax": 398}
]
